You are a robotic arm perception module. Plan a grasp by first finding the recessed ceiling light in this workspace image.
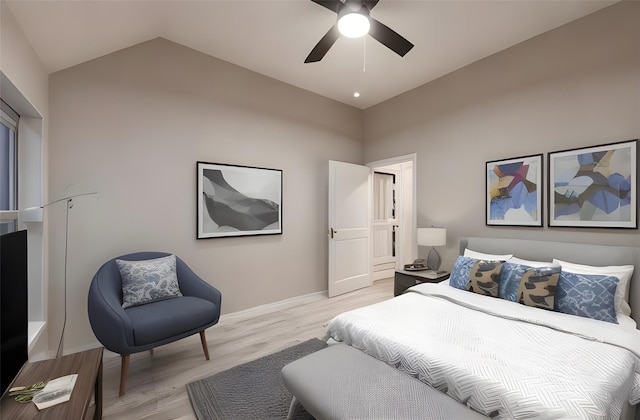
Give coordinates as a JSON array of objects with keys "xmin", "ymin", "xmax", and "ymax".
[{"xmin": 353, "ymin": 92, "xmax": 361, "ymax": 98}]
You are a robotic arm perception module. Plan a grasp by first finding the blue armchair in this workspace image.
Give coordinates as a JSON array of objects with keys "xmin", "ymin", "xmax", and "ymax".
[{"xmin": 87, "ymin": 252, "xmax": 222, "ymax": 396}]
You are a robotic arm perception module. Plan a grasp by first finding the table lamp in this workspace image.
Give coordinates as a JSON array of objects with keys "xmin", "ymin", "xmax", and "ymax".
[{"xmin": 417, "ymin": 227, "xmax": 446, "ymax": 271}]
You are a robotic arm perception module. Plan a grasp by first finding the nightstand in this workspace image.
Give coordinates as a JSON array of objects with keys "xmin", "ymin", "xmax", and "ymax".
[{"xmin": 394, "ymin": 269, "xmax": 450, "ymax": 296}]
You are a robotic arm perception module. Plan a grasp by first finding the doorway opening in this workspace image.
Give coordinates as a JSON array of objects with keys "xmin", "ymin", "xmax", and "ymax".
[{"xmin": 367, "ymin": 154, "xmax": 416, "ymax": 281}]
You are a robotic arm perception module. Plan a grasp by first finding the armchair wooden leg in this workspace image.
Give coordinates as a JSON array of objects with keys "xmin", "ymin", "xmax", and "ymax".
[
  {"xmin": 200, "ymin": 330, "xmax": 210, "ymax": 361},
  {"xmin": 119, "ymin": 354, "xmax": 130, "ymax": 397}
]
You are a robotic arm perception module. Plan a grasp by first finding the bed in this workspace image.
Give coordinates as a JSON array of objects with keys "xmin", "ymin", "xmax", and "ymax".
[{"xmin": 325, "ymin": 237, "xmax": 640, "ymax": 419}]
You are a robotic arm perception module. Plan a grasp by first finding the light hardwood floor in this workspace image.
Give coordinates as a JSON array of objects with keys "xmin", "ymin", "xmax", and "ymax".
[{"xmin": 101, "ymin": 278, "xmax": 394, "ymax": 420}]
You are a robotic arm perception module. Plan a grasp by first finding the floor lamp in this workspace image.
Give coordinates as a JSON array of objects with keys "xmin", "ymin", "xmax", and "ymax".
[
  {"xmin": 417, "ymin": 227, "xmax": 447, "ymax": 272},
  {"xmin": 25, "ymin": 191, "xmax": 96, "ymax": 358}
]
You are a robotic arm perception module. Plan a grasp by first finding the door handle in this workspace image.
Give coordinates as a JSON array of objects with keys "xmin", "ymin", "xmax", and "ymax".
[{"xmin": 330, "ymin": 227, "xmax": 337, "ymax": 238}]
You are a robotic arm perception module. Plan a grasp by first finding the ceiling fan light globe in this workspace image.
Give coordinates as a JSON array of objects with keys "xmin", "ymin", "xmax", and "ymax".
[{"xmin": 338, "ymin": 12, "xmax": 370, "ymax": 38}]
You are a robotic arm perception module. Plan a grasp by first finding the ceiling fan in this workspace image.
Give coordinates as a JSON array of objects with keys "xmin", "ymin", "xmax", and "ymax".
[{"xmin": 305, "ymin": 0, "xmax": 414, "ymax": 63}]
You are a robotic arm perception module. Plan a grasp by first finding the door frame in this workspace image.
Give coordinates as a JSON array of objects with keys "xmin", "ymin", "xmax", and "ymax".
[
  {"xmin": 371, "ymin": 169, "xmax": 399, "ymax": 271},
  {"xmin": 367, "ymin": 153, "xmax": 417, "ymax": 277}
]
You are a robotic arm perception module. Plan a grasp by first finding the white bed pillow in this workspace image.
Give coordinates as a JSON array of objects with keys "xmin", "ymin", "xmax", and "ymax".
[
  {"xmin": 552, "ymin": 258, "xmax": 633, "ymax": 316},
  {"xmin": 509, "ymin": 257, "xmax": 560, "ymax": 268},
  {"xmin": 464, "ymin": 248, "xmax": 512, "ymax": 261}
]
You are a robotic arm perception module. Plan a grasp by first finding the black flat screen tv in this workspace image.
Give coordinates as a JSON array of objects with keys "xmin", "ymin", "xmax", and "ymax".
[{"xmin": 0, "ymin": 229, "xmax": 28, "ymax": 396}]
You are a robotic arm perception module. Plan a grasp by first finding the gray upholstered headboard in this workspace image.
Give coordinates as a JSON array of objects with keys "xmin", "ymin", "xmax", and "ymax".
[{"xmin": 459, "ymin": 237, "xmax": 640, "ymax": 328}]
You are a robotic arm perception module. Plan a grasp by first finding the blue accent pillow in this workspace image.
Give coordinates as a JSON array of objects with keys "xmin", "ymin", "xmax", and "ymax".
[
  {"xmin": 499, "ymin": 262, "xmax": 532, "ymax": 301},
  {"xmin": 449, "ymin": 256, "xmax": 479, "ymax": 289},
  {"xmin": 555, "ymin": 272, "xmax": 619, "ymax": 324}
]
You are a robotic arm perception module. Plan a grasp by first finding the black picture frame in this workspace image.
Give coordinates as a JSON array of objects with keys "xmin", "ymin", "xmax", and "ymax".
[
  {"xmin": 197, "ymin": 161, "xmax": 283, "ymax": 239},
  {"xmin": 486, "ymin": 154, "xmax": 543, "ymax": 227},
  {"xmin": 548, "ymin": 139, "xmax": 637, "ymax": 229}
]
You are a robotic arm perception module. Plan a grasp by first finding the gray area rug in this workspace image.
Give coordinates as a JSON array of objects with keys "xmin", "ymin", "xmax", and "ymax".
[{"xmin": 186, "ymin": 338, "xmax": 327, "ymax": 420}]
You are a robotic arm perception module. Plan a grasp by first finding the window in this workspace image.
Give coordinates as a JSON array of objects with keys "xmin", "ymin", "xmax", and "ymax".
[
  {"xmin": 0, "ymin": 100, "xmax": 19, "ymax": 235},
  {"xmin": 1, "ymin": 72, "xmax": 46, "ymax": 352}
]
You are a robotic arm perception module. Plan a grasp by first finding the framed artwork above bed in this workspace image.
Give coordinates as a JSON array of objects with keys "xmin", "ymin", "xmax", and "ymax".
[
  {"xmin": 548, "ymin": 139, "xmax": 638, "ymax": 229},
  {"xmin": 486, "ymin": 154, "xmax": 543, "ymax": 227},
  {"xmin": 197, "ymin": 161, "xmax": 283, "ymax": 239}
]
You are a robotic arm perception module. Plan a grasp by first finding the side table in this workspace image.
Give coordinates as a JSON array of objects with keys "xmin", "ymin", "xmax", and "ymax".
[
  {"xmin": 394, "ymin": 269, "xmax": 450, "ymax": 296},
  {"xmin": 0, "ymin": 347, "xmax": 103, "ymax": 419}
]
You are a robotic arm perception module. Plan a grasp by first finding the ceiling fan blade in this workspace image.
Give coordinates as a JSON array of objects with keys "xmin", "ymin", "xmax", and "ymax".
[
  {"xmin": 310, "ymin": 0, "xmax": 343, "ymax": 14},
  {"xmin": 369, "ymin": 18, "xmax": 414, "ymax": 57},
  {"xmin": 305, "ymin": 24, "xmax": 341, "ymax": 63}
]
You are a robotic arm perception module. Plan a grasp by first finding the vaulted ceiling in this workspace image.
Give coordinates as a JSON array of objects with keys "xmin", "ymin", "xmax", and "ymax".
[{"xmin": 5, "ymin": 0, "xmax": 618, "ymax": 109}]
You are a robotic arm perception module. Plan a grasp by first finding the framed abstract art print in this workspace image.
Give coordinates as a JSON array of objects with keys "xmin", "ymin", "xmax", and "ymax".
[
  {"xmin": 486, "ymin": 154, "xmax": 543, "ymax": 226},
  {"xmin": 548, "ymin": 139, "xmax": 637, "ymax": 228},
  {"xmin": 197, "ymin": 161, "xmax": 283, "ymax": 238}
]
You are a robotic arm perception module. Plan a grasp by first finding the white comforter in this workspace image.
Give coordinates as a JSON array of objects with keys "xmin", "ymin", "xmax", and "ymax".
[{"xmin": 326, "ymin": 283, "xmax": 640, "ymax": 419}]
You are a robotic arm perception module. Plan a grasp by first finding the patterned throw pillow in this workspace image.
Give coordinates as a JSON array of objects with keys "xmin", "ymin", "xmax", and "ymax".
[
  {"xmin": 117, "ymin": 255, "xmax": 183, "ymax": 309},
  {"xmin": 466, "ymin": 260, "xmax": 504, "ymax": 297},
  {"xmin": 516, "ymin": 267, "xmax": 560, "ymax": 310},
  {"xmin": 499, "ymin": 262, "xmax": 530, "ymax": 301},
  {"xmin": 553, "ymin": 259, "xmax": 633, "ymax": 316},
  {"xmin": 555, "ymin": 272, "xmax": 619, "ymax": 324},
  {"xmin": 449, "ymin": 256, "xmax": 480, "ymax": 289}
]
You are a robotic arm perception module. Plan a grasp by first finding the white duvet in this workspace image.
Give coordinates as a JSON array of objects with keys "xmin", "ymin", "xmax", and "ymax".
[{"xmin": 326, "ymin": 283, "xmax": 640, "ymax": 419}]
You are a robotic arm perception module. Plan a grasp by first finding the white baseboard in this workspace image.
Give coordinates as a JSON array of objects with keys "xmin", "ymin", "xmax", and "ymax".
[{"xmin": 220, "ymin": 290, "xmax": 328, "ymax": 323}]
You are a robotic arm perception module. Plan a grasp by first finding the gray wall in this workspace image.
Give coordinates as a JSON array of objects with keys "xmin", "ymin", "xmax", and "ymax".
[
  {"xmin": 18, "ymin": 0, "xmax": 640, "ymax": 354},
  {"xmin": 364, "ymin": 1, "xmax": 640, "ymax": 271},
  {"xmin": 49, "ymin": 38, "xmax": 363, "ymax": 352}
]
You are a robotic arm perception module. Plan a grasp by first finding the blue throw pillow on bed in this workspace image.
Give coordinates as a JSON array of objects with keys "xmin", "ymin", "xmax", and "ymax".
[
  {"xmin": 499, "ymin": 262, "xmax": 531, "ymax": 301},
  {"xmin": 555, "ymin": 272, "xmax": 619, "ymax": 324},
  {"xmin": 449, "ymin": 256, "xmax": 479, "ymax": 289}
]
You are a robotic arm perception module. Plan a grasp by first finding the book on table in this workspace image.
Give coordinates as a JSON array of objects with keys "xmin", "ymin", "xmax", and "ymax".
[{"xmin": 32, "ymin": 374, "xmax": 78, "ymax": 410}]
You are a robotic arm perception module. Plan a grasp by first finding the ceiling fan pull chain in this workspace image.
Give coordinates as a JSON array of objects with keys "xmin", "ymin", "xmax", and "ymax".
[{"xmin": 363, "ymin": 36, "xmax": 367, "ymax": 72}]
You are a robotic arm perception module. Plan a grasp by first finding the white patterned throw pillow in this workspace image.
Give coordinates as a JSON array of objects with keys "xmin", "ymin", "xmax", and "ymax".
[{"xmin": 117, "ymin": 255, "xmax": 183, "ymax": 309}]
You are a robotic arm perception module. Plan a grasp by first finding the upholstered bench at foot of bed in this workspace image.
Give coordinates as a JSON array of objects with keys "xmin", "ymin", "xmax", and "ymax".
[{"xmin": 281, "ymin": 343, "xmax": 488, "ymax": 420}]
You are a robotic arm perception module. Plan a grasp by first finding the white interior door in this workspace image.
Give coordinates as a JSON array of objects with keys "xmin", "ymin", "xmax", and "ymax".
[{"xmin": 328, "ymin": 160, "xmax": 371, "ymax": 297}]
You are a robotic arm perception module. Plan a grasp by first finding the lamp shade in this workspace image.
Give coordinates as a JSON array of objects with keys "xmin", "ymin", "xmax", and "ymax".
[{"xmin": 417, "ymin": 228, "xmax": 446, "ymax": 247}]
